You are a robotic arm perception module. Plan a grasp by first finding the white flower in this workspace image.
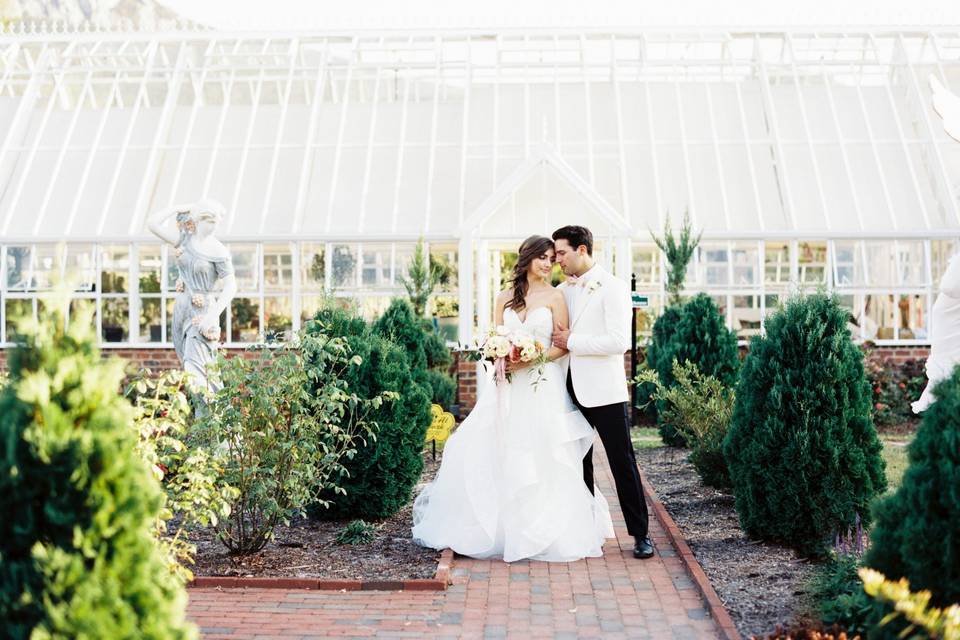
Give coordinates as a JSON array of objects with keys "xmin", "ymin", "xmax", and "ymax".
[
  {"xmin": 201, "ymin": 325, "xmax": 221, "ymax": 342},
  {"xmin": 191, "ymin": 294, "xmax": 206, "ymax": 308},
  {"xmin": 174, "ymin": 247, "xmax": 184, "ymax": 258},
  {"xmin": 587, "ymin": 280, "xmax": 602, "ymax": 294},
  {"xmin": 175, "ymin": 279, "xmax": 185, "ymax": 293}
]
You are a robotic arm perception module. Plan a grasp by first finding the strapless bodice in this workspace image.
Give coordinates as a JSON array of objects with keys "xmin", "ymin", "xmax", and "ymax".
[{"xmin": 503, "ymin": 306, "xmax": 553, "ymax": 344}]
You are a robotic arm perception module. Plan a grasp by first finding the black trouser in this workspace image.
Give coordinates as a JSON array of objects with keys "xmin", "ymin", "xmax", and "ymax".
[{"xmin": 567, "ymin": 370, "xmax": 649, "ymax": 539}]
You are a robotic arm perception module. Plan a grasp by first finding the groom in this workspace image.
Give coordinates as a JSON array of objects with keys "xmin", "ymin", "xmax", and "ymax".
[{"xmin": 551, "ymin": 225, "xmax": 654, "ymax": 560}]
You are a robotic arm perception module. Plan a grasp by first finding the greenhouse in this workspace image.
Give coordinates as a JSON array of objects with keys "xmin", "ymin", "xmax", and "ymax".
[{"xmin": 1, "ymin": 26, "xmax": 960, "ymax": 348}]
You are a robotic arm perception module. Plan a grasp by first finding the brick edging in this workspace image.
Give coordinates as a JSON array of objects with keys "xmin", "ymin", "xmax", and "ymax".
[
  {"xmin": 640, "ymin": 469, "xmax": 742, "ymax": 640},
  {"xmin": 188, "ymin": 548, "xmax": 454, "ymax": 591}
]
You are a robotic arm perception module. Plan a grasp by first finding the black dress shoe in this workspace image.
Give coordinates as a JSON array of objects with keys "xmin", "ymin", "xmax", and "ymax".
[{"xmin": 633, "ymin": 537, "xmax": 655, "ymax": 559}]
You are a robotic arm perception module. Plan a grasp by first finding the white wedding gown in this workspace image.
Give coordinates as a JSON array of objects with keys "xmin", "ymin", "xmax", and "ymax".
[{"xmin": 412, "ymin": 306, "xmax": 614, "ymax": 562}]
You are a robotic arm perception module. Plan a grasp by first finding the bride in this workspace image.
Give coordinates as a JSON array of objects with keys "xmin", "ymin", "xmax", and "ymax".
[{"xmin": 412, "ymin": 235, "xmax": 614, "ymax": 562}]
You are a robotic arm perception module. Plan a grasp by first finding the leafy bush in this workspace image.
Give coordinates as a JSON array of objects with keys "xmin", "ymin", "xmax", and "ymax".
[
  {"xmin": 638, "ymin": 305, "xmax": 682, "ymax": 424},
  {"xmin": 400, "ymin": 238, "xmax": 453, "ymax": 317},
  {"xmin": 421, "ymin": 318, "xmax": 454, "ymax": 370},
  {"xmin": 755, "ymin": 623, "xmax": 860, "ymax": 640},
  {"xmin": 635, "ymin": 361, "xmax": 734, "ymax": 488},
  {"xmin": 196, "ymin": 326, "xmax": 387, "ymax": 554},
  {"xmin": 125, "ymin": 369, "xmax": 238, "ymax": 581},
  {"xmin": 723, "ymin": 293, "xmax": 887, "ymax": 557},
  {"xmin": 425, "ymin": 368, "xmax": 457, "ymax": 411},
  {"xmin": 865, "ymin": 366, "xmax": 960, "ymax": 606},
  {"xmin": 373, "ymin": 298, "xmax": 428, "ymax": 372},
  {"xmin": 0, "ymin": 298, "xmax": 195, "ymax": 638},
  {"xmin": 311, "ymin": 306, "xmax": 433, "ymax": 520},
  {"xmin": 860, "ymin": 568, "xmax": 960, "ymax": 640},
  {"xmin": 811, "ymin": 555, "xmax": 877, "ymax": 634},
  {"xmin": 862, "ymin": 347, "xmax": 926, "ymax": 427},
  {"xmin": 646, "ymin": 295, "xmax": 739, "ymax": 447},
  {"xmin": 336, "ymin": 520, "xmax": 376, "ymax": 545}
]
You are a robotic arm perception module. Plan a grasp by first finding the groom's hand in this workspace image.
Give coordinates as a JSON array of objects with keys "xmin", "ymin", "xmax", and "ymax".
[{"xmin": 552, "ymin": 324, "xmax": 570, "ymax": 350}]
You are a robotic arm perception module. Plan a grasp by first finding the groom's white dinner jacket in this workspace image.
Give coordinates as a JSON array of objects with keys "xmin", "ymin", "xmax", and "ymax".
[{"xmin": 558, "ymin": 265, "xmax": 632, "ymax": 408}]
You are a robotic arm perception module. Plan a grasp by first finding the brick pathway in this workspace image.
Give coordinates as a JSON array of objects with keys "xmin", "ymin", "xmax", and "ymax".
[{"xmin": 187, "ymin": 449, "xmax": 723, "ymax": 639}]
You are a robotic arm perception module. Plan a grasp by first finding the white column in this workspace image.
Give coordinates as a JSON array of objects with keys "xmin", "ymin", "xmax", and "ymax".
[
  {"xmin": 477, "ymin": 239, "xmax": 491, "ymax": 335},
  {"xmin": 457, "ymin": 235, "xmax": 474, "ymax": 345}
]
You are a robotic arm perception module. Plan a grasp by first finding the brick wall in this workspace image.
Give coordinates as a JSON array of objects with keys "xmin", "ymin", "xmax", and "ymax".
[
  {"xmin": 0, "ymin": 345, "xmax": 935, "ymax": 418},
  {"xmin": 0, "ymin": 347, "xmax": 255, "ymax": 376}
]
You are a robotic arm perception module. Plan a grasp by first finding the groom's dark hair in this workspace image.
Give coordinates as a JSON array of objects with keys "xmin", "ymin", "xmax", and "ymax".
[{"xmin": 552, "ymin": 226, "xmax": 594, "ymax": 256}]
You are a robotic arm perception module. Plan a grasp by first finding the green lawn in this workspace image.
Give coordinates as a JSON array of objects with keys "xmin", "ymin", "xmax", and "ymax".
[
  {"xmin": 631, "ymin": 427, "xmax": 664, "ymax": 450},
  {"xmin": 881, "ymin": 436, "xmax": 912, "ymax": 495},
  {"xmin": 629, "ymin": 426, "xmax": 912, "ymax": 494}
]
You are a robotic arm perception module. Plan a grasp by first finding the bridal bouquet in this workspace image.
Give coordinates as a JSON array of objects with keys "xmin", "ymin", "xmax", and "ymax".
[{"xmin": 464, "ymin": 326, "xmax": 549, "ymax": 388}]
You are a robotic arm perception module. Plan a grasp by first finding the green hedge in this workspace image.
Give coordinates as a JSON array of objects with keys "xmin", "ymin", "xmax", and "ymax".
[
  {"xmin": 311, "ymin": 305, "xmax": 432, "ymax": 519},
  {"xmin": 723, "ymin": 293, "xmax": 887, "ymax": 557},
  {"xmin": 866, "ymin": 365, "xmax": 960, "ymax": 606},
  {"xmin": 0, "ymin": 303, "xmax": 194, "ymax": 639},
  {"xmin": 646, "ymin": 295, "xmax": 739, "ymax": 447}
]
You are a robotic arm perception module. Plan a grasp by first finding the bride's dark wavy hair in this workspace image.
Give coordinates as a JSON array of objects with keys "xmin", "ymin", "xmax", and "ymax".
[{"xmin": 505, "ymin": 235, "xmax": 555, "ymax": 313}]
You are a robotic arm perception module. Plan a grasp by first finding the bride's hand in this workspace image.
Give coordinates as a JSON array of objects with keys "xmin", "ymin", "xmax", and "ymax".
[{"xmin": 505, "ymin": 360, "xmax": 531, "ymax": 373}]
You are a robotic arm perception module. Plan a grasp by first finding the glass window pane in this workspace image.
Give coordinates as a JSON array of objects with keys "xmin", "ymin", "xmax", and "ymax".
[
  {"xmin": 230, "ymin": 297, "xmax": 260, "ymax": 342},
  {"xmin": 356, "ymin": 295, "xmax": 393, "ymax": 322},
  {"xmin": 229, "ymin": 244, "xmax": 260, "ymax": 292},
  {"xmin": 764, "ymin": 241, "xmax": 792, "ymax": 285},
  {"xmin": 65, "ymin": 244, "xmax": 96, "ymax": 292},
  {"xmin": 331, "ymin": 244, "xmax": 357, "ymax": 289},
  {"xmin": 865, "ymin": 293, "xmax": 896, "ymax": 341},
  {"xmin": 264, "ymin": 244, "xmax": 293, "ymax": 293},
  {"xmin": 864, "ymin": 242, "xmax": 894, "ymax": 288},
  {"xmin": 166, "ymin": 248, "xmax": 180, "ymax": 292},
  {"xmin": 166, "ymin": 298, "xmax": 175, "ymax": 344},
  {"xmin": 733, "ymin": 294, "xmax": 762, "ymax": 338},
  {"xmin": 68, "ymin": 298, "xmax": 95, "ymax": 329},
  {"xmin": 896, "ymin": 294, "xmax": 926, "ymax": 340},
  {"xmin": 895, "ymin": 240, "xmax": 926, "ymax": 287},
  {"xmin": 4, "ymin": 298, "xmax": 32, "ymax": 339},
  {"xmin": 699, "ymin": 245, "xmax": 729, "ymax": 287},
  {"xmin": 798, "ymin": 240, "xmax": 827, "ymax": 284},
  {"xmin": 300, "ymin": 243, "xmax": 326, "ymax": 291},
  {"xmin": 139, "ymin": 246, "xmax": 162, "ymax": 293},
  {"xmin": 137, "ymin": 298, "xmax": 163, "ymax": 343},
  {"xmin": 26, "ymin": 245, "xmax": 61, "ymax": 292},
  {"xmin": 833, "ymin": 240, "xmax": 863, "ymax": 286},
  {"xmin": 431, "ymin": 243, "xmax": 458, "ymax": 292},
  {"xmin": 264, "ymin": 297, "xmax": 292, "ymax": 342},
  {"xmin": 301, "ymin": 295, "xmax": 325, "ymax": 325},
  {"xmin": 101, "ymin": 245, "xmax": 130, "ymax": 294},
  {"xmin": 932, "ymin": 240, "xmax": 958, "ymax": 289},
  {"xmin": 5, "ymin": 246, "xmax": 31, "ymax": 291},
  {"xmin": 632, "ymin": 245, "xmax": 661, "ymax": 288},
  {"xmin": 360, "ymin": 244, "xmax": 392, "ymax": 288},
  {"xmin": 732, "ymin": 244, "xmax": 758, "ymax": 286},
  {"xmin": 100, "ymin": 298, "xmax": 129, "ymax": 342}
]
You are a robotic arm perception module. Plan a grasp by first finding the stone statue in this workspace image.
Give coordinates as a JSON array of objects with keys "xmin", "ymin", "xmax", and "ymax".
[
  {"xmin": 912, "ymin": 77, "xmax": 960, "ymax": 413},
  {"xmin": 148, "ymin": 199, "xmax": 237, "ymax": 395}
]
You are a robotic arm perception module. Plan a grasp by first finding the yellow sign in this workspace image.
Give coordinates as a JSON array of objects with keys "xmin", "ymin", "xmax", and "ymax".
[{"xmin": 425, "ymin": 404, "xmax": 456, "ymax": 445}]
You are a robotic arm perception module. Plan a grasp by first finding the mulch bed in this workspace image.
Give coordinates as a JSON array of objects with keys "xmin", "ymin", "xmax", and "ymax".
[
  {"xmin": 179, "ymin": 453, "xmax": 441, "ymax": 581},
  {"xmin": 637, "ymin": 446, "xmax": 817, "ymax": 640}
]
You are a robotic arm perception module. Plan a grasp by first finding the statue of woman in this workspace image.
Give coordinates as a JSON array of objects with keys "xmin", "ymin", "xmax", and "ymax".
[
  {"xmin": 148, "ymin": 199, "xmax": 237, "ymax": 394},
  {"xmin": 912, "ymin": 248, "xmax": 960, "ymax": 413}
]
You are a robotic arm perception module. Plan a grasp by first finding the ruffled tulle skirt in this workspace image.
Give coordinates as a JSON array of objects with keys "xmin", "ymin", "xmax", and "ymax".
[{"xmin": 412, "ymin": 362, "xmax": 613, "ymax": 562}]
